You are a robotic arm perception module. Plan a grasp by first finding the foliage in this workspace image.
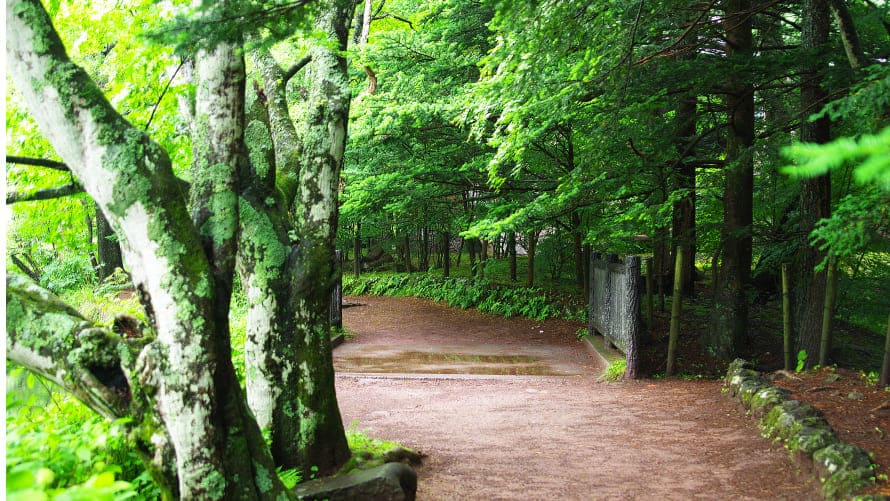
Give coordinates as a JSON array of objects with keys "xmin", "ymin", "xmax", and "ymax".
[
  {"xmin": 343, "ymin": 272, "xmax": 586, "ymax": 322},
  {"xmin": 601, "ymin": 359, "xmax": 627, "ymax": 382},
  {"xmin": 782, "ymin": 127, "xmax": 890, "ymax": 192},
  {"xmin": 39, "ymin": 254, "xmax": 97, "ymax": 294},
  {"xmin": 6, "ymin": 369, "xmax": 156, "ymax": 500},
  {"xmin": 796, "ymin": 350, "xmax": 809, "ymax": 373}
]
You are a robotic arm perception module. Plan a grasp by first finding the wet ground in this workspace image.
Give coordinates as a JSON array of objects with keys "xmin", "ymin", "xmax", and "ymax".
[
  {"xmin": 333, "ymin": 295, "xmax": 822, "ymax": 500},
  {"xmin": 334, "ymin": 295, "xmax": 595, "ymax": 376}
]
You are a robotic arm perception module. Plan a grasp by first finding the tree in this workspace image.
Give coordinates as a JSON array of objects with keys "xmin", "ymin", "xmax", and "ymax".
[
  {"xmin": 6, "ymin": 0, "xmax": 353, "ymax": 496},
  {"xmin": 794, "ymin": 0, "xmax": 834, "ymax": 364},
  {"xmin": 706, "ymin": 0, "xmax": 755, "ymax": 358}
]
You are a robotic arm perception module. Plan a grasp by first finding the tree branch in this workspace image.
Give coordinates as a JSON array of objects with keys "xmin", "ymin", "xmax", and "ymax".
[
  {"xmin": 283, "ymin": 55, "xmax": 312, "ymax": 84},
  {"xmin": 828, "ymin": 0, "xmax": 865, "ymax": 72},
  {"xmin": 6, "ymin": 183, "xmax": 84, "ymax": 204},
  {"xmin": 6, "ymin": 155, "xmax": 70, "ymax": 171},
  {"xmin": 6, "ymin": 273, "xmax": 132, "ymax": 419},
  {"xmin": 144, "ymin": 60, "xmax": 185, "ymax": 131},
  {"xmin": 10, "ymin": 254, "xmax": 41, "ymax": 282}
]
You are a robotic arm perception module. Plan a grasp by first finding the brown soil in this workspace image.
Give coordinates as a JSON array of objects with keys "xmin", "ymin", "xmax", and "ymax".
[{"xmin": 334, "ymin": 296, "xmax": 834, "ymax": 500}]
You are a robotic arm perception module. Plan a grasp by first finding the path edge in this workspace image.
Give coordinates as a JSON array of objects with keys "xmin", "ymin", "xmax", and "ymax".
[{"xmin": 725, "ymin": 359, "xmax": 879, "ymax": 499}]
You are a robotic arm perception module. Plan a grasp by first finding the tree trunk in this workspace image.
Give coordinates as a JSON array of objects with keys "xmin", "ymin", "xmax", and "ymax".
[
  {"xmin": 289, "ymin": 0, "xmax": 354, "ymax": 474},
  {"xmin": 672, "ymin": 93, "xmax": 697, "ymax": 297},
  {"xmin": 572, "ymin": 212, "xmax": 585, "ymax": 289},
  {"xmin": 353, "ymin": 222, "xmax": 361, "ymax": 277},
  {"xmin": 442, "ymin": 231, "xmax": 451, "ymax": 278},
  {"xmin": 508, "ymin": 231, "xmax": 517, "ymax": 282},
  {"xmin": 526, "ymin": 231, "xmax": 539, "ymax": 287},
  {"xmin": 795, "ymin": 0, "xmax": 832, "ymax": 365},
  {"xmin": 707, "ymin": 0, "xmax": 754, "ymax": 359},
  {"xmin": 403, "ymin": 233, "xmax": 413, "ymax": 272},
  {"xmin": 479, "ymin": 239, "xmax": 488, "ymax": 279},
  {"xmin": 420, "ymin": 227, "xmax": 430, "ymax": 271},
  {"xmin": 7, "ymin": 4, "xmax": 289, "ymax": 497},
  {"xmin": 95, "ymin": 201, "xmax": 124, "ymax": 279},
  {"xmin": 468, "ymin": 237, "xmax": 477, "ymax": 277}
]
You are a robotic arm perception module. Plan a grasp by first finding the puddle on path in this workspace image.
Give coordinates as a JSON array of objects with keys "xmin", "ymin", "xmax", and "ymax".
[{"xmin": 335, "ymin": 350, "xmax": 567, "ymax": 376}]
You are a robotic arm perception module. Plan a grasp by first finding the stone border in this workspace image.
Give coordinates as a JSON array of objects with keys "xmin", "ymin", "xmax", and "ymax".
[
  {"xmin": 581, "ymin": 333, "xmax": 624, "ymax": 370},
  {"xmin": 725, "ymin": 359, "xmax": 878, "ymax": 499}
]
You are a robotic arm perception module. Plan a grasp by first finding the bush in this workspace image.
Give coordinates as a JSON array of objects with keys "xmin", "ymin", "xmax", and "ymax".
[
  {"xmin": 343, "ymin": 273, "xmax": 586, "ymax": 322},
  {"xmin": 39, "ymin": 253, "xmax": 97, "ymax": 294}
]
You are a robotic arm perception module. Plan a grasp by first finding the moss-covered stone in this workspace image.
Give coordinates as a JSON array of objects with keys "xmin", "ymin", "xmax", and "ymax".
[
  {"xmin": 813, "ymin": 443, "xmax": 875, "ymax": 498},
  {"xmin": 793, "ymin": 424, "xmax": 837, "ymax": 454},
  {"xmin": 748, "ymin": 386, "xmax": 790, "ymax": 418}
]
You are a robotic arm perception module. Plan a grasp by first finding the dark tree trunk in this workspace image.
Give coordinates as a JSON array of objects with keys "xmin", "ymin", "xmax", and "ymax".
[
  {"xmin": 508, "ymin": 231, "xmax": 517, "ymax": 282},
  {"xmin": 479, "ymin": 239, "xmax": 488, "ymax": 279},
  {"xmin": 420, "ymin": 227, "xmax": 430, "ymax": 271},
  {"xmin": 353, "ymin": 222, "xmax": 361, "ymax": 277},
  {"xmin": 526, "ymin": 231, "xmax": 539, "ymax": 287},
  {"xmin": 795, "ymin": 0, "xmax": 832, "ymax": 364},
  {"xmin": 95, "ymin": 202, "xmax": 123, "ymax": 279},
  {"xmin": 468, "ymin": 238, "xmax": 477, "ymax": 277},
  {"xmin": 403, "ymin": 233, "xmax": 413, "ymax": 273},
  {"xmin": 442, "ymin": 231, "xmax": 451, "ymax": 278},
  {"xmin": 572, "ymin": 212, "xmax": 584, "ymax": 289},
  {"xmin": 672, "ymin": 94, "xmax": 697, "ymax": 297},
  {"xmin": 707, "ymin": 0, "xmax": 754, "ymax": 359},
  {"xmin": 653, "ymin": 226, "xmax": 670, "ymax": 312}
]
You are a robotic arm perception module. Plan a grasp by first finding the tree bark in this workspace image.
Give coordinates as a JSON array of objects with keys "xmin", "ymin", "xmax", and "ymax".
[
  {"xmin": 353, "ymin": 222, "xmax": 362, "ymax": 277},
  {"xmin": 6, "ymin": 3, "xmax": 288, "ymax": 497},
  {"xmin": 289, "ymin": 0, "xmax": 354, "ymax": 474},
  {"xmin": 707, "ymin": 0, "xmax": 754, "ymax": 359},
  {"xmin": 795, "ymin": 0, "xmax": 832, "ymax": 365}
]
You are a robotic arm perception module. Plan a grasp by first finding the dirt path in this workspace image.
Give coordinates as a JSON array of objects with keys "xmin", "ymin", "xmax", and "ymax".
[{"xmin": 334, "ymin": 296, "xmax": 821, "ymax": 500}]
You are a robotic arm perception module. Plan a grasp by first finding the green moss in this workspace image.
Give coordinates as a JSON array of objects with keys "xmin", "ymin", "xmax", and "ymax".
[
  {"xmin": 199, "ymin": 470, "xmax": 227, "ymax": 499},
  {"xmin": 238, "ymin": 197, "xmax": 288, "ymax": 284},
  {"xmin": 245, "ymin": 121, "xmax": 273, "ymax": 181}
]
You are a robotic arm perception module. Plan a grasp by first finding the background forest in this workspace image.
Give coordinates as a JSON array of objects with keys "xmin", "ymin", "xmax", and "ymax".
[{"xmin": 5, "ymin": 0, "xmax": 890, "ymax": 498}]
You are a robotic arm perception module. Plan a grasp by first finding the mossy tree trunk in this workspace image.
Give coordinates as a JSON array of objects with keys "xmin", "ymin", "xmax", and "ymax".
[
  {"xmin": 6, "ymin": 2, "xmax": 290, "ymax": 498},
  {"xmin": 287, "ymin": 0, "xmax": 354, "ymax": 475},
  {"xmin": 237, "ymin": 0, "xmax": 353, "ymax": 474}
]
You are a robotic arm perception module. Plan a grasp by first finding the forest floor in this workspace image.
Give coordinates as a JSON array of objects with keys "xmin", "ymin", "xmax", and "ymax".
[{"xmin": 333, "ymin": 295, "xmax": 888, "ymax": 499}]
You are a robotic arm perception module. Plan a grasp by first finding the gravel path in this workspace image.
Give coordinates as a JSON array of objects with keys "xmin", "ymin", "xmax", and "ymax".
[{"xmin": 334, "ymin": 296, "xmax": 821, "ymax": 500}]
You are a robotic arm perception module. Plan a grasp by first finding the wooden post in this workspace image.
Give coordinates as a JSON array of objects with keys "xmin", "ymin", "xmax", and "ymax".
[
  {"xmin": 666, "ymin": 246, "xmax": 683, "ymax": 377},
  {"xmin": 818, "ymin": 256, "xmax": 838, "ymax": 366},
  {"xmin": 624, "ymin": 256, "xmax": 642, "ymax": 379},
  {"xmin": 645, "ymin": 257, "xmax": 654, "ymax": 333},
  {"xmin": 880, "ymin": 314, "xmax": 890, "ymax": 388},
  {"xmin": 782, "ymin": 263, "xmax": 792, "ymax": 371}
]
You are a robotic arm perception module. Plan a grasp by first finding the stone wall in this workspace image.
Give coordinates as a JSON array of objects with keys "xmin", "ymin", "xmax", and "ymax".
[{"xmin": 725, "ymin": 359, "xmax": 876, "ymax": 499}]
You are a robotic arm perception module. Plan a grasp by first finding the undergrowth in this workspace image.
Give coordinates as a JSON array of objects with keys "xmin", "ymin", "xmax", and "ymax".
[{"xmin": 343, "ymin": 273, "xmax": 587, "ymax": 322}]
